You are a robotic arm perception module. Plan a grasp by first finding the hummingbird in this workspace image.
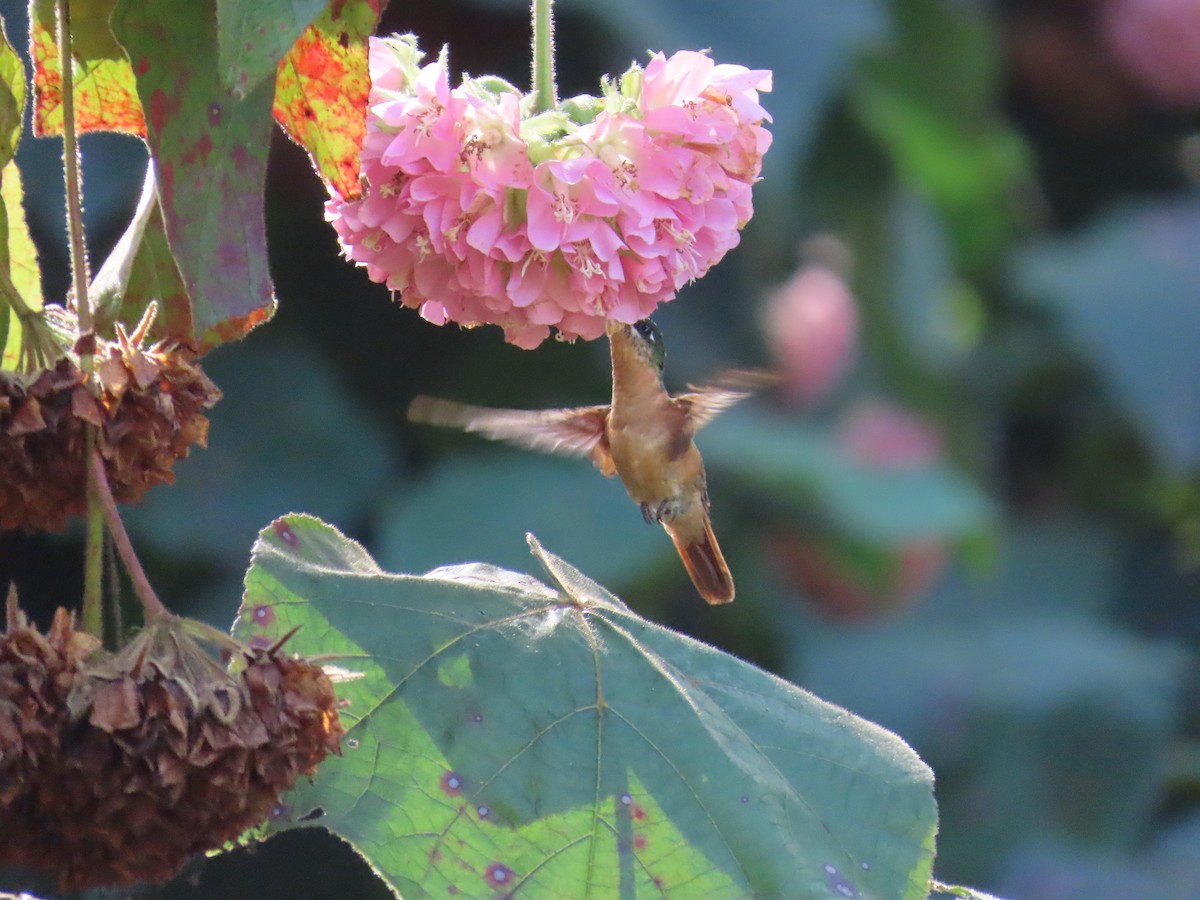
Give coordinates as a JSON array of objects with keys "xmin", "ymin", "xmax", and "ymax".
[{"xmin": 408, "ymin": 319, "xmax": 765, "ymax": 605}]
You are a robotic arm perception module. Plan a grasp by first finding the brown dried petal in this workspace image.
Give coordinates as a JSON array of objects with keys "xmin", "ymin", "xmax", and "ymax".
[
  {"xmin": 124, "ymin": 345, "xmax": 163, "ymax": 391},
  {"xmin": 0, "ymin": 604, "xmax": 84, "ymax": 823},
  {"xmin": 28, "ymin": 360, "xmax": 84, "ymax": 397},
  {"xmin": 8, "ymin": 396, "xmax": 46, "ymax": 436},
  {"xmin": 71, "ymin": 384, "xmax": 104, "ymax": 427},
  {"xmin": 89, "ymin": 676, "xmax": 142, "ymax": 732}
]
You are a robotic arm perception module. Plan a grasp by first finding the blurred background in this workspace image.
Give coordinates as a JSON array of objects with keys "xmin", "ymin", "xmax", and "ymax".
[{"xmin": 2, "ymin": 0, "xmax": 1200, "ymax": 897}]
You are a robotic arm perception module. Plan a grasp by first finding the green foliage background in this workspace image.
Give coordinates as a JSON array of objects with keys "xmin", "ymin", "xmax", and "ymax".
[{"xmin": 1, "ymin": 0, "xmax": 1198, "ymax": 897}]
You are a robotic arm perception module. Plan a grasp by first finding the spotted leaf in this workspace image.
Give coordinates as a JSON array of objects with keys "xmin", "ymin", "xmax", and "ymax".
[
  {"xmin": 111, "ymin": 0, "xmax": 276, "ymax": 352},
  {"xmin": 272, "ymin": 0, "xmax": 381, "ymax": 199},
  {"xmin": 216, "ymin": 0, "xmax": 326, "ymax": 96},
  {"xmin": 233, "ymin": 514, "xmax": 938, "ymax": 900},
  {"xmin": 30, "ymin": 0, "xmax": 147, "ymax": 137}
]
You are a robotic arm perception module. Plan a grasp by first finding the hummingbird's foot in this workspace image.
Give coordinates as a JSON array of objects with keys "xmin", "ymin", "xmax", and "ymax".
[
  {"xmin": 640, "ymin": 500, "xmax": 675, "ymax": 524},
  {"xmin": 646, "ymin": 498, "xmax": 684, "ymax": 524}
]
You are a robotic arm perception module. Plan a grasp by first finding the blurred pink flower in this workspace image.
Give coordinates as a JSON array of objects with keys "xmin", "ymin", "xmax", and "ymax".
[
  {"xmin": 761, "ymin": 263, "xmax": 858, "ymax": 407},
  {"xmin": 837, "ymin": 401, "xmax": 944, "ymax": 469},
  {"xmin": 326, "ymin": 36, "xmax": 773, "ymax": 348},
  {"xmin": 1102, "ymin": 0, "xmax": 1200, "ymax": 108}
]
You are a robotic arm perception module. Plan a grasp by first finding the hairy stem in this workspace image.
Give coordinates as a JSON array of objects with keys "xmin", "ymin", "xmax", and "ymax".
[
  {"xmin": 57, "ymin": 0, "xmax": 105, "ymax": 633},
  {"xmin": 90, "ymin": 450, "xmax": 168, "ymax": 620},
  {"xmin": 57, "ymin": 0, "xmax": 92, "ymax": 343},
  {"xmin": 531, "ymin": 0, "xmax": 557, "ymax": 113}
]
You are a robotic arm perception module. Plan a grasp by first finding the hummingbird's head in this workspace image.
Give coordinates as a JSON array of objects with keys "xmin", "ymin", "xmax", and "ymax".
[{"xmin": 630, "ymin": 318, "xmax": 666, "ymax": 373}]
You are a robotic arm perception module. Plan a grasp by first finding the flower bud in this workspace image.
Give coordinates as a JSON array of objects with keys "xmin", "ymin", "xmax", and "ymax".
[{"xmin": 761, "ymin": 262, "xmax": 858, "ymax": 407}]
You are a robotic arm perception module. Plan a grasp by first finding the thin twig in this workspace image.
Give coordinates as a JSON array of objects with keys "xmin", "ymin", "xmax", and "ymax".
[{"xmin": 89, "ymin": 449, "xmax": 168, "ymax": 620}]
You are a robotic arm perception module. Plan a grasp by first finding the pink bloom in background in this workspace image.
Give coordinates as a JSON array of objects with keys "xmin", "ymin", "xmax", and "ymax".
[
  {"xmin": 326, "ymin": 36, "xmax": 772, "ymax": 348},
  {"xmin": 837, "ymin": 401, "xmax": 944, "ymax": 469},
  {"xmin": 1102, "ymin": 0, "xmax": 1200, "ymax": 109},
  {"xmin": 761, "ymin": 262, "xmax": 858, "ymax": 407}
]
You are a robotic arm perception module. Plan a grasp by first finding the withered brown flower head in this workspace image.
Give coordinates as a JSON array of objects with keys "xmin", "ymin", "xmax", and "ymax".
[
  {"xmin": 0, "ymin": 320, "xmax": 221, "ymax": 532},
  {"xmin": 0, "ymin": 591, "xmax": 101, "ymax": 873},
  {"xmin": 0, "ymin": 606, "xmax": 343, "ymax": 891}
]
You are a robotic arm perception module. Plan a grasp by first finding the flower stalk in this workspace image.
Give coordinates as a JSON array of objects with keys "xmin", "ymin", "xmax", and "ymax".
[
  {"xmin": 89, "ymin": 449, "xmax": 168, "ymax": 620},
  {"xmin": 56, "ymin": 0, "xmax": 92, "ymax": 345},
  {"xmin": 531, "ymin": 0, "xmax": 557, "ymax": 113},
  {"xmin": 56, "ymin": 0, "xmax": 105, "ymax": 636}
]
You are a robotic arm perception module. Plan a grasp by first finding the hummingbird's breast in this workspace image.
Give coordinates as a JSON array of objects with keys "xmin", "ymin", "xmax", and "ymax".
[
  {"xmin": 606, "ymin": 321, "xmax": 705, "ymax": 511},
  {"xmin": 608, "ymin": 396, "xmax": 701, "ymax": 508}
]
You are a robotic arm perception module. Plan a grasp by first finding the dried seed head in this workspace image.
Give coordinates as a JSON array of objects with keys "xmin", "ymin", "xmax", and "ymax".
[
  {"xmin": 4, "ymin": 614, "xmax": 343, "ymax": 890},
  {"xmin": 0, "ymin": 324, "xmax": 221, "ymax": 532},
  {"xmin": 0, "ymin": 590, "xmax": 100, "ymax": 872}
]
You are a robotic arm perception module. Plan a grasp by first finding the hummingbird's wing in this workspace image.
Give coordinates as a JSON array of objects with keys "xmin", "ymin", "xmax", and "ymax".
[
  {"xmin": 408, "ymin": 396, "xmax": 616, "ymax": 475},
  {"xmin": 676, "ymin": 370, "xmax": 778, "ymax": 431}
]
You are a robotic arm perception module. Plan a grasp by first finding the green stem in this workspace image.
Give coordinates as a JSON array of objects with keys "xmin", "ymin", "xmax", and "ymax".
[
  {"xmin": 531, "ymin": 0, "xmax": 557, "ymax": 113},
  {"xmin": 82, "ymin": 484, "xmax": 104, "ymax": 635},
  {"xmin": 57, "ymin": 0, "xmax": 103, "ymax": 632}
]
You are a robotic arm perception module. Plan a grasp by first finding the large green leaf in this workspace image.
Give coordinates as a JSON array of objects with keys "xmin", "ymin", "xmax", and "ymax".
[
  {"xmin": 233, "ymin": 514, "xmax": 938, "ymax": 899},
  {"xmin": 111, "ymin": 0, "xmax": 276, "ymax": 352},
  {"xmin": 1012, "ymin": 195, "xmax": 1200, "ymax": 472}
]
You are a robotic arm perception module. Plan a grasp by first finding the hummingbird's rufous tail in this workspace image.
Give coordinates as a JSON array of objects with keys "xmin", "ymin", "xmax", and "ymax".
[{"xmin": 664, "ymin": 515, "xmax": 735, "ymax": 605}]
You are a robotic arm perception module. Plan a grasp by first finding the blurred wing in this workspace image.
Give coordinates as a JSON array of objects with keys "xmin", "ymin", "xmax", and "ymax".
[
  {"xmin": 677, "ymin": 370, "xmax": 779, "ymax": 431},
  {"xmin": 408, "ymin": 396, "xmax": 615, "ymax": 473}
]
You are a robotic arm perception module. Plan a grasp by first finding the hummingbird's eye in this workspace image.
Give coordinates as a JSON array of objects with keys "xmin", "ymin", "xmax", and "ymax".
[{"xmin": 633, "ymin": 319, "xmax": 666, "ymax": 370}]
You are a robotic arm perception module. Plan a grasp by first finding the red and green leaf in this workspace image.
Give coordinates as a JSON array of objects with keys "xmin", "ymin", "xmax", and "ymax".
[
  {"xmin": 273, "ymin": 0, "xmax": 382, "ymax": 199},
  {"xmin": 111, "ymin": 0, "xmax": 276, "ymax": 352},
  {"xmin": 30, "ymin": 0, "xmax": 378, "ymax": 349},
  {"xmin": 215, "ymin": 0, "xmax": 327, "ymax": 96},
  {"xmin": 29, "ymin": 0, "xmax": 146, "ymax": 137}
]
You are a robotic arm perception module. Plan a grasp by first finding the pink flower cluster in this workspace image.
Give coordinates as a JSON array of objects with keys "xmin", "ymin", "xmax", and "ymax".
[{"xmin": 326, "ymin": 36, "xmax": 772, "ymax": 348}]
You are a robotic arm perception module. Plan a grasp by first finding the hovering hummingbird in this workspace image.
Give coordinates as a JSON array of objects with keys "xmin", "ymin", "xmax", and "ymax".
[{"xmin": 408, "ymin": 319, "xmax": 766, "ymax": 605}]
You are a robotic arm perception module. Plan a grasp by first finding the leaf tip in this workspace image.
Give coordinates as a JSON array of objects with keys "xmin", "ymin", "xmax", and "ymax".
[{"xmin": 524, "ymin": 532, "xmax": 544, "ymax": 555}]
